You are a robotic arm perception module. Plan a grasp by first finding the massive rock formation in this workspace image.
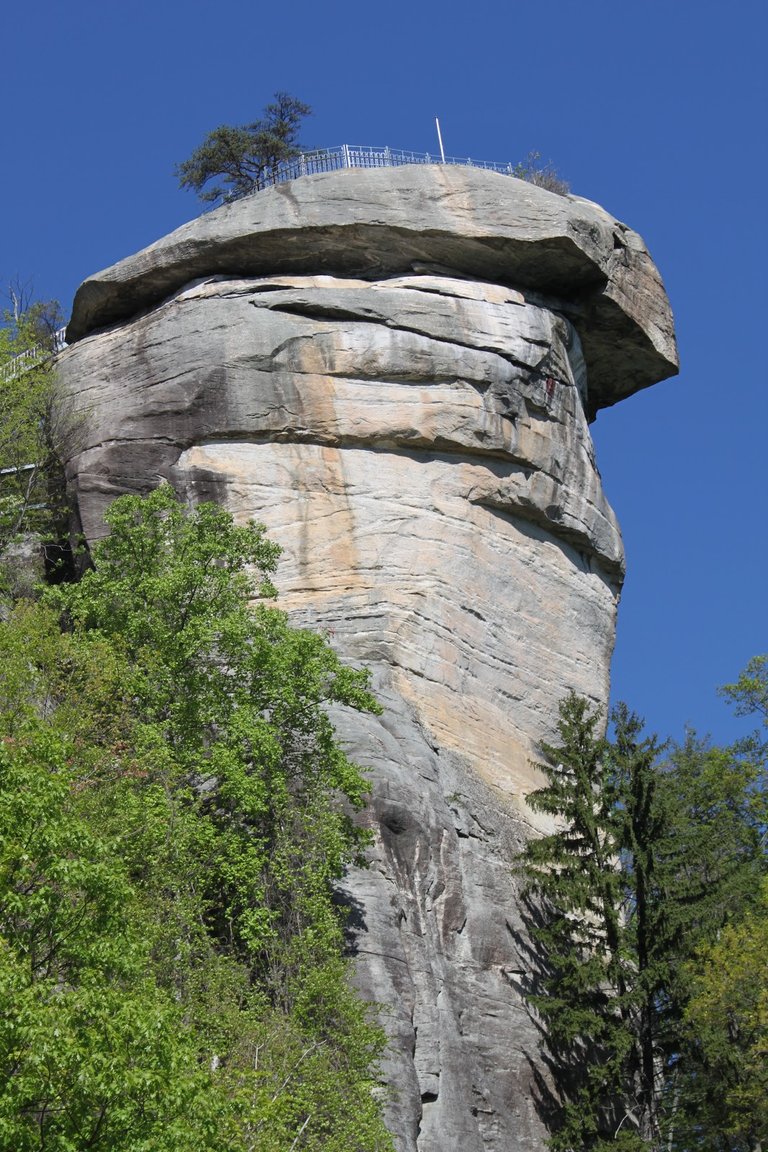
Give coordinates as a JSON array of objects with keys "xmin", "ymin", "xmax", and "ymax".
[{"xmin": 58, "ymin": 166, "xmax": 677, "ymax": 1151}]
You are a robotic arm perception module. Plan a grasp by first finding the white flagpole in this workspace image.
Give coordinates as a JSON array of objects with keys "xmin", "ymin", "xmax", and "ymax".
[{"xmin": 435, "ymin": 117, "xmax": 446, "ymax": 164}]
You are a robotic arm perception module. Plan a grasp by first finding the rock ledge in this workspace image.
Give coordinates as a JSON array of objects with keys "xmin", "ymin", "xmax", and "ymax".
[{"xmin": 66, "ymin": 166, "xmax": 677, "ymax": 415}]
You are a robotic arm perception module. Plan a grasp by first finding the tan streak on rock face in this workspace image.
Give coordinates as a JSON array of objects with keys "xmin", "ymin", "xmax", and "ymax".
[
  {"xmin": 174, "ymin": 441, "xmax": 615, "ymax": 816},
  {"xmin": 57, "ymin": 168, "xmax": 677, "ymax": 1152}
]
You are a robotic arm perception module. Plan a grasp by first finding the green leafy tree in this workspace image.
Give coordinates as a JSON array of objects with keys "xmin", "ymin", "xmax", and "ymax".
[
  {"xmin": 683, "ymin": 880, "xmax": 768, "ymax": 1152},
  {"xmin": 721, "ymin": 655, "xmax": 768, "ymax": 726},
  {"xmin": 658, "ymin": 667, "xmax": 767, "ymax": 1152},
  {"xmin": 0, "ymin": 486, "xmax": 393, "ymax": 1150},
  {"xmin": 634, "ymin": 732, "xmax": 764, "ymax": 1151},
  {"xmin": 0, "ymin": 296, "xmax": 68, "ymax": 595},
  {"xmin": 0, "ymin": 725, "xmax": 225, "ymax": 1151},
  {"xmin": 49, "ymin": 488, "xmax": 377, "ymax": 995},
  {"xmin": 176, "ymin": 92, "xmax": 311, "ymax": 204}
]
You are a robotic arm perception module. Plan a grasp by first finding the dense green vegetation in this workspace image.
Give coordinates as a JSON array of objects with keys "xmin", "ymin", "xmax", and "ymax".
[
  {"xmin": 0, "ymin": 486, "xmax": 393, "ymax": 1151},
  {"xmin": 518, "ymin": 665, "xmax": 767, "ymax": 1151},
  {"xmin": 1, "ymin": 290, "xmax": 763, "ymax": 1151},
  {"xmin": 0, "ymin": 298, "xmax": 67, "ymax": 593}
]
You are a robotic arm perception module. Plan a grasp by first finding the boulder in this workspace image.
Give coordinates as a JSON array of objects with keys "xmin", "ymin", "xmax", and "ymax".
[
  {"xmin": 57, "ymin": 166, "xmax": 678, "ymax": 1151},
  {"xmin": 66, "ymin": 165, "xmax": 677, "ymax": 416}
]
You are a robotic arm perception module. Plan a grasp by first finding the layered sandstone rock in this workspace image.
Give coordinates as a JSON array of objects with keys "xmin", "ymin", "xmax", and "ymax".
[{"xmin": 58, "ymin": 166, "xmax": 677, "ymax": 1151}]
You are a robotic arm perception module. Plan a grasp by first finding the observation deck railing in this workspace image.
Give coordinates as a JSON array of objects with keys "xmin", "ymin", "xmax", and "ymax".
[
  {"xmin": 1, "ymin": 147, "xmax": 529, "ymax": 377},
  {"xmin": 278, "ymin": 144, "xmax": 522, "ymax": 181},
  {"xmin": 226, "ymin": 144, "xmax": 529, "ymax": 202}
]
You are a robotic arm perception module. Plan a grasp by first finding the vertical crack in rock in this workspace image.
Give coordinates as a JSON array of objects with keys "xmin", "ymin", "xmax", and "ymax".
[{"xmin": 57, "ymin": 166, "xmax": 677, "ymax": 1152}]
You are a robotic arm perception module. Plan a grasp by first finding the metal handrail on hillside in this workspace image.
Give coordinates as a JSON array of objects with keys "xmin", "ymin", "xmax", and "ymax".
[
  {"xmin": 1, "ymin": 330, "xmax": 68, "ymax": 495},
  {"xmin": 0, "ymin": 326, "xmax": 67, "ymax": 385}
]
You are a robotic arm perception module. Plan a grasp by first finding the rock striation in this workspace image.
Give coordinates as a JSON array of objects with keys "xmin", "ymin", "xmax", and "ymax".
[{"xmin": 58, "ymin": 166, "xmax": 677, "ymax": 1151}]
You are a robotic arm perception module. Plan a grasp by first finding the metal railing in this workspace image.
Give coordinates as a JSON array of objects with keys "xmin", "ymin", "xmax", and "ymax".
[
  {"xmin": 1, "ymin": 146, "xmax": 529, "ymax": 376},
  {"xmin": 0, "ymin": 326, "xmax": 67, "ymax": 385},
  {"xmin": 226, "ymin": 144, "xmax": 528, "ymax": 202}
]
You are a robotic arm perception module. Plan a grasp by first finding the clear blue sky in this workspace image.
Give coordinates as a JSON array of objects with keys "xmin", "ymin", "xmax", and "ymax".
[{"xmin": 3, "ymin": 0, "xmax": 765, "ymax": 745}]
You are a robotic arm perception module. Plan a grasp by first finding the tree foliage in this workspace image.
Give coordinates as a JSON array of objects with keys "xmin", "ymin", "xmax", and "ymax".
[
  {"xmin": 176, "ymin": 93, "xmax": 311, "ymax": 204},
  {"xmin": 513, "ymin": 151, "xmax": 570, "ymax": 195},
  {"xmin": 0, "ymin": 297, "xmax": 67, "ymax": 592},
  {"xmin": 0, "ymin": 486, "xmax": 392, "ymax": 1151},
  {"xmin": 721, "ymin": 655, "xmax": 768, "ymax": 725},
  {"xmin": 518, "ymin": 685, "xmax": 767, "ymax": 1150},
  {"xmin": 519, "ymin": 696, "xmax": 664, "ymax": 1149},
  {"xmin": 684, "ymin": 879, "xmax": 768, "ymax": 1150}
]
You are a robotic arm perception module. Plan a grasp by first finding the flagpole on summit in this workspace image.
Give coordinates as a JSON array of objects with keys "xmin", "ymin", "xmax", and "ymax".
[{"xmin": 435, "ymin": 118, "xmax": 446, "ymax": 164}]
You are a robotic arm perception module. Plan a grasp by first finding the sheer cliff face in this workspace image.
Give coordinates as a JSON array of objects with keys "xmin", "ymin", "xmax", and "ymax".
[{"xmin": 59, "ymin": 167, "xmax": 677, "ymax": 1152}]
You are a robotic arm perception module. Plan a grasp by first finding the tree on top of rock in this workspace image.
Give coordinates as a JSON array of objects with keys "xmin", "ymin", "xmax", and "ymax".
[{"xmin": 176, "ymin": 93, "xmax": 311, "ymax": 205}]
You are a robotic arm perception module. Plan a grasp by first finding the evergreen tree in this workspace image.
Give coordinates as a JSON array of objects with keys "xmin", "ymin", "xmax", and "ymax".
[
  {"xmin": 176, "ymin": 93, "xmax": 311, "ymax": 204},
  {"xmin": 518, "ymin": 694, "xmax": 663, "ymax": 1148},
  {"xmin": 518, "ymin": 684, "xmax": 767, "ymax": 1151},
  {"xmin": 658, "ymin": 678, "xmax": 767, "ymax": 1150}
]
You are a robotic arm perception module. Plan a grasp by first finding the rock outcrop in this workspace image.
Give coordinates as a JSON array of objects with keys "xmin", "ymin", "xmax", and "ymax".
[{"xmin": 58, "ymin": 166, "xmax": 677, "ymax": 1151}]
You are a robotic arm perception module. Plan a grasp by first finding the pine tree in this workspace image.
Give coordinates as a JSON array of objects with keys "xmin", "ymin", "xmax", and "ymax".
[
  {"xmin": 518, "ymin": 694, "xmax": 663, "ymax": 1148},
  {"xmin": 176, "ymin": 93, "xmax": 311, "ymax": 204},
  {"xmin": 518, "ymin": 686, "xmax": 767, "ymax": 1150}
]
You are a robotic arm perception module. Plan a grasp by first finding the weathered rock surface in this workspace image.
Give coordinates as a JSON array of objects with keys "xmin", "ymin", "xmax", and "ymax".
[
  {"xmin": 58, "ymin": 167, "xmax": 677, "ymax": 1151},
  {"xmin": 66, "ymin": 165, "xmax": 677, "ymax": 416}
]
